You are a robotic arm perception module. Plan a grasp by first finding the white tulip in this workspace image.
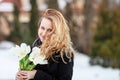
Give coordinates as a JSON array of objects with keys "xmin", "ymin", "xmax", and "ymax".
[
  {"xmin": 11, "ymin": 43, "xmax": 31, "ymax": 60},
  {"xmin": 33, "ymin": 56, "xmax": 48, "ymax": 65},
  {"xmin": 29, "ymin": 47, "xmax": 40, "ymax": 61},
  {"xmin": 29, "ymin": 47, "xmax": 48, "ymax": 65},
  {"xmin": 20, "ymin": 43, "xmax": 31, "ymax": 54},
  {"xmin": 32, "ymin": 47, "xmax": 41, "ymax": 54}
]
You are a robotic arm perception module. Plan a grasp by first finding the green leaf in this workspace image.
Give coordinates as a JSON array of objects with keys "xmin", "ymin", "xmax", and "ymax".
[
  {"xmin": 19, "ymin": 54, "xmax": 29, "ymax": 70},
  {"xmin": 19, "ymin": 54, "xmax": 35, "ymax": 70},
  {"xmin": 25, "ymin": 62, "xmax": 35, "ymax": 70}
]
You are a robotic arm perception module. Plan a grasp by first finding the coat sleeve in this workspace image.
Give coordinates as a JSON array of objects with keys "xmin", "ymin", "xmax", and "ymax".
[{"xmin": 33, "ymin": 56, "xmax": 74, "ymax": 80}]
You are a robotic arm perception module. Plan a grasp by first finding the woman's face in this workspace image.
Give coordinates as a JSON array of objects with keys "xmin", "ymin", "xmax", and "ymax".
[{"xmin": 38, "ymin": 18, "xmax": 53, "ymax": 42}]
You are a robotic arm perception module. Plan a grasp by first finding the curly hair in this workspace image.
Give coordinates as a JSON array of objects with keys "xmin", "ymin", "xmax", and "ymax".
[{"xmin": 38, "ymin": 9, "xmax": 74, "ymax": 63}]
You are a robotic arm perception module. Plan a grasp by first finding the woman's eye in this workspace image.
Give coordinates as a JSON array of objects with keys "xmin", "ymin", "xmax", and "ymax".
[
  {"xmin": 48, "ymin": 29, "xmax": 52, "ymax": 32},
  {"xmin": 41, "ymin": 26, "xmax": 45, "ymax": 30}
]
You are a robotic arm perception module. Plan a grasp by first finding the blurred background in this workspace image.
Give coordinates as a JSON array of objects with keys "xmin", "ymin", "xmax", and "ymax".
[{"xmin": 0, "ymin": 0, "xmax": 120, "ymax": 79}]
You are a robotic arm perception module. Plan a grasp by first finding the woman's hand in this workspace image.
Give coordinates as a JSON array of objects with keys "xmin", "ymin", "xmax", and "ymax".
[
  {"xmin": 16, "ymin": 70, "xmax": 25, "ymax": 80},
  {"xmin": 16, "ymin": 70, "xmax": 37, "ymax": 80}
]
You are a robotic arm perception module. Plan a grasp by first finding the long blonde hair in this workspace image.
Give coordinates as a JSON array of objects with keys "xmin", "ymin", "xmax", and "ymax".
[{"xmin": 39, "ymin": 9, "xmax": 74, "ymax": 63}]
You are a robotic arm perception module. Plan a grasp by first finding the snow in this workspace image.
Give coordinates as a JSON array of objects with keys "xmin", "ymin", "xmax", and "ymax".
[
  {"xmin": 0, "ymin": 2, "xmax": 14, "ymax": 12},
  {"xmin": 0, "ymin": 41, "xmax": 18, "ymax": 79},
  {"xmin": 0, "ymin": 41, "xmax": 119, "ymax": 80},
  {"xmin": 72, "ymin": 53, "xmax": 119, "ymax": 80}
]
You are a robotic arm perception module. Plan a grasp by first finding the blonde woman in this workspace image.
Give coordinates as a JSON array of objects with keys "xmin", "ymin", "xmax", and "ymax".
[{"xmin": 16, "ymin": 9, "xmax": 74, "ymax": 80}]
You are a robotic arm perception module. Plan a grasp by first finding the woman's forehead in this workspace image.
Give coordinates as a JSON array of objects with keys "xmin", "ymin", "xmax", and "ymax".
[{"xmin": 40, "ymin": 18, "xmax": 53, "ymax": 29}]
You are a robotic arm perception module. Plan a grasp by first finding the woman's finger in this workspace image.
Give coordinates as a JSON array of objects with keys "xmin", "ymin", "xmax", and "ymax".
[
  {"xmin": 21, "ymin": 75, "xmax": 28, "ymax": 79},
  {"xmin": 16, "ymin": 74, "xmax": 24, "ymax": 80},
  {"xmin": 20, "ymin": 71, "xmax": 28, "ymax": 76}
]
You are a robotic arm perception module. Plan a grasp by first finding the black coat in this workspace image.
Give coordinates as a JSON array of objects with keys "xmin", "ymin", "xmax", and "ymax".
[{"xmin": 31, "ymin": 38, "xmax": 74, "ymax": 80}]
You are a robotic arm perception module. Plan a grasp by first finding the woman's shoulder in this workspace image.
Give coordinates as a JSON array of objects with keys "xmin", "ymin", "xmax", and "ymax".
[{"xmin": 49, "ymin": 51, "xmax": 74, "ymax": 64}]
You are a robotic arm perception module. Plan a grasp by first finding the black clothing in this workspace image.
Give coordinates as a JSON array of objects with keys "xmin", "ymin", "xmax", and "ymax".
[{"xmin": 32, "ymin": 38, "xmax": 74, "ymax": 80}]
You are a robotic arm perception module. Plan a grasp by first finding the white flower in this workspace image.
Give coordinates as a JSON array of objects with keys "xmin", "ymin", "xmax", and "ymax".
[
  {"xmin": 29, "ymin": 47, "xmax": 40, "ymax": 61},
  {"xmin": 33, "ymin": 56, "xmax": 48, "ymax": 65},
  {"xmin": 11, "ymin": 43, "xmax": 48, "ymax": 70},
  {"xmin": 11, "ymin": 43, "xmax": 31, "ymax": 60},
  {"xmin": 29, "ymin": 47, "xmax": 48, "ymax": 65}
]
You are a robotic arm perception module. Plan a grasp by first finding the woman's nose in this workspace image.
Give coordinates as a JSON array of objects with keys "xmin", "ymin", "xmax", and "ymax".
[{"xmin": 42, "ymin": 30, "xmax": 47, "ymax": 36}]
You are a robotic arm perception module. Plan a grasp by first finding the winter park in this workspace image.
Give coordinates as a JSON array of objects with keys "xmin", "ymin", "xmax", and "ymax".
[
  {"xmin": 0, "ymin": 41, "xmax": 119, "ymax": 80},
  {"xmin": 0, "ymin": 0, "xmax": 120, "ymax": 80}
]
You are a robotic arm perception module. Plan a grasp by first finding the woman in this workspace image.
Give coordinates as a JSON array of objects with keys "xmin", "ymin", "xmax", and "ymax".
[{"xmin": 16, "ymin": 9, "xmax": 74, "ymax": 80}]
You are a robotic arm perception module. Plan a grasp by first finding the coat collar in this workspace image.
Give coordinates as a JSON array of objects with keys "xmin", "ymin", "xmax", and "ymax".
[{"xmin": 32, "ymin": 38, "xmax": 42, "ymax": 48}]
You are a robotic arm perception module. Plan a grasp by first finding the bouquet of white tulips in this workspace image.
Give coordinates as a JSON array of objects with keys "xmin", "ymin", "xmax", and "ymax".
[{"xmin": 11, "ymin": 43, "xmax": 48, "ymax": 70}]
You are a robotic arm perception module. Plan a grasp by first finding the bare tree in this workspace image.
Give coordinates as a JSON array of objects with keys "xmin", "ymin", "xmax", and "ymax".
[
  {"xmin": 82, "ymin": 0, "xmax": 95, "ymax": 54},
  {"xmin": 46, "ymin": 0, "xmax": 59, "ymax": 10}
]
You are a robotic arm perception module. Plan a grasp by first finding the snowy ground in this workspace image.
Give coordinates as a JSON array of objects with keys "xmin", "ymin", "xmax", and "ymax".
[
  {"xmin": 0, "ymin": 41, "xmax": 119, "ymax": 80},
  {"xmin": 73, "ymin": 53, "xmax": 119, "ymax": 80}
]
